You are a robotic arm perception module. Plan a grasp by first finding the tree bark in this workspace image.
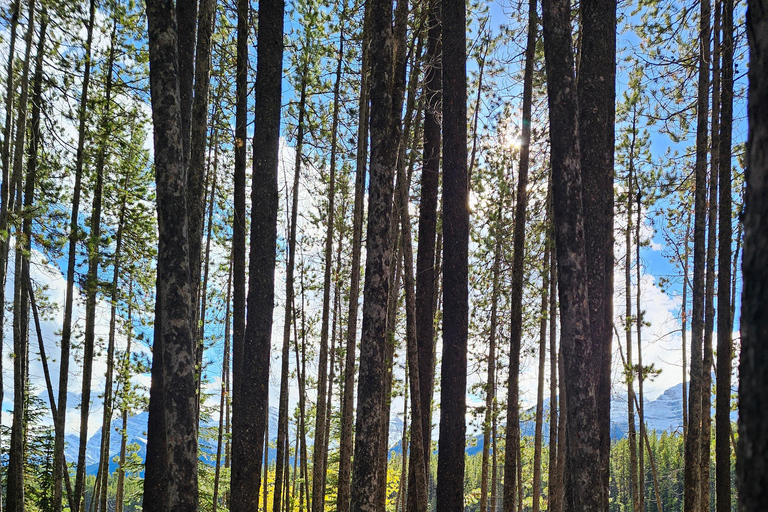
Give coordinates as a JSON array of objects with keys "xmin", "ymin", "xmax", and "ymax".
[
  {"xmin": 435, "ymin": 0, "xmax": 469, "ymax": 509},
  {"xmin": 336, "ymin": 8, "xmax": 371, "ymax": 512},
  {"xmin": 143, "ymin": 1, "xmax": 199, "ymax": 510},
  {"xmin": 504, "ymin": 0, "xmax": 536, "ymax": 507},
  {"xmin": 311, "ymin": 2, "xmax": 347, "ymax": 503},
  {"xmin": 683, "ymin": 0, "xmax": 711, "ymax": 504},
  {"xmin": 54, "ymin": 0, "xmax": 95, "ymax": 507},
  {"xmin": 231, "ymin": 0, "xmax": 284, "ymax": 508},
  {"xmin": 6, "ymin": 2, "xmax": 36, "ymax": 509},
  {"xmin": 736, "ymin": 0, "xmax": 767, "ymax": 510},
  {"xmin": 578, "ymin": 0, "xmax": 616, "ymax": 503},
  {"xmin": 213, "ymin": 258, "xmax": 233, "ymax": 512},
  {"xmin": 115, "ymin": 280, "xmax": 134, "ymax": 512},
  {"xmin": 625, "ymin": 161, "xmax": 640, "ymax": 512},
  {"xmin": 480, "ymin": 204, "xmax": 502, "ymax": 512},
  {"xmin": 715, "ymin": 0, "xmax": 734, "ymax": 507},
  {"xmin": 541, "ymin": 0, "xmax": 608, "ymax": 507},
  {"xmin": 275, "ymin": 23, "xmax": 310, "ymax": 512},
  {"xmin": 532, "ymin": 218, "xmax": 550, "ymax": 512},
  {"xmin": 348, "ymin": 0, "xmax": 397, "ymax": 506}
]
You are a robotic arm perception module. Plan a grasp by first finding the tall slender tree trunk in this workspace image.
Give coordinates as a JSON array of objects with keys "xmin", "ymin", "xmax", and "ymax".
[
  {"xmin": 532, "ymin": 219, "xmax": 550, "ymax": 512},
  {"xmin": 213, "ymin": 258, "xmax": 233, "ymax": 512},
  {"xmin": 480, "ymin": 205, "xmax": 502, "ymax": 512},
  {"xmin": 115, "ymin": 280, "xmax": 134, "ymax": 512},
  {"xmin": 435, "ymin": 0, "xmax": 469, "ymax": 508},
  {"xmin": 88, "ymin": 19, "xmax": 118, "ymax": 512},
  {"xmin": 231, "ymin": 0, "xmax": 284, "ymax": 507},
  {"xmin": 6, "ymin": 3, "xmax": 36, "ymax": 509},
  {"xmin": 336, "ymin": 8, "xmax": 371, "ymax": 512},
  {"xmin": 311, "ymin": 4, "xmax": 347, "ymax": 503},
  {"xmin": 348, "ymin": 0, "xmax": 398, "ymax": 506},
  {"xmin": 0, "ymin": 16, "xmax": 21, "ymax": 501},
  {"xmin": 547, "ymin": 214, "xmax": 562, "ymax": 512},
  {"xmin": 715, "ymin": 0, "xmax": 734, "ymax": 507},
  {"xmin": 635, "ymin": 187, "xmax": 647, "ymax": 512},
  {"xmin": 504, "ymin": 0, "xmax": 536, "ymax": 508},
  {"xmin": 275, "ymin": 30, "xmax": 309, "ymax": 512},
  {"xmin": 414, "ymin": 0, "xmax": 441, "ymax": 476},
  {"xmin": 683, "ymin": 0, "xmax": 711, "ymax": 503},
  {"xmin": 682, "ymin": 210, "xmax": 691, "ymax": 441},
  {"xmin": 625, "ymin": 162, "xmax": 640, "ymax": 512},
  {"xmin": 55, "ymin": 0, "xmax": 95, "ymax": 508}
]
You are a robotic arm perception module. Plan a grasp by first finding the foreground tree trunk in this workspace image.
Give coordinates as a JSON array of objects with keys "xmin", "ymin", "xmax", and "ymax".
[
  {"xmin": 349, "ymin": 0, "xmax": 397, "ymax": 506},
  {"xmin": 143, "ymin": 1, "xmax": 199, "ymax": 510},
  {"xmin": 231, "ymin": 0, "xmax": 284, "ymax": 508},
  {"xmin": 736, "ymin": 2, "xmax": 768, "ymax": 510},
  {"xmin": 435, "ymin": 0, "xmax": 469, "ymax": 509},
  {"xmin": 577, "ymin": 0, "xmax": 616, "ymax": 503},
  {"xmin": 541, "ymin": 0, "xmax": 608, "ymax": 507}
]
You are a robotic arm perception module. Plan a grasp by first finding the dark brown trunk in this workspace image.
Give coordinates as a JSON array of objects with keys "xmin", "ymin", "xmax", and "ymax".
[
  {"xmin": 6, "ymin": 2, "xmax": 35, "ymax": 509},
  {"xmin": 683, "ymin": 0, "xmax": 711, "ymax": 503},
  {"xmin": 635, "ymin": 188, "xmax": 646, "ymax": 512},
  {"xmin": 435, "ymin": 0, "xmax": 469, "ymax": 508},
  {"xmin": 715, "ymin": 0, "xmax": 734, "ymax": 507},
  {"xmin": 115, "ymin": 281, "xmax": 134, "ymax": 512},
  {"xmin": 504, "ymin": 0, "xmax": 535, "ymax": 507},
  {"xmin": 578, "ymin": 0, "xmax": 616, "ymax": 501},
  {"xmin": 143, "ymin": 0, "xmax": 199, "ymax": 510},
  {"xmin": 187, "ymin": 0, "xmax": 216, "ymax": 331},
  {"xmin": 541, "ymin": 0, "xmax": 607, "ymax": 506},
  {"xmin": 415, "ymin": 0, "xmax": 441, "ymax": 474},
  {"xmin": 682, "ymin": 210, "xmax": 691, "ymax": 440},
  {"xmin": 231, "ymin": 0, "xmax": 284, "ymax": 507},
  {"xmin": 626, "ymin": 160, "xmax": 640, "ymax": 512},
  {"xmin": 275, "ymin": 25, "xmax": 309, "ymax": 512},
  {"xmin": 336, "ymin": 8, "xmax": 371, "ymax": 511},
  {"xmin": 311, "ymin": 1, "xmax": 347, "ymax": 502},
  {"xmin": 213, "ymin": 259, "xmax": 233, "ymax": 512},
  {"xmin": 480, "ymin": 205, "xmax": 502, "ymax": 512},
  {"xmin": 348, "ymin": 0, "xmax": 397, "ymax": 506},
  {"xmin": 532, "ymin": 220, "xmax": 550, "ymax": 512},
  {"xmin": 55, "ymin": 0, "xmax": 94, "ymax": 508},
  {"xmin": 736, "ymin": 0, "xmax": 768, "ymax": 497},
  {"xmin": 547, "ymin": 197, "xmax": 561, "ymax": 512}
]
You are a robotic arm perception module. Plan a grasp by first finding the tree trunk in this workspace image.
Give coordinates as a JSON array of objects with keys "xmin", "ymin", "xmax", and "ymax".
[
  {"xmin": 89, "ymin": 19, "xmax": 118, "ymax": 512},
  {"xmin": 55, "ymin": 0, "xmax": 95, "ymax": 507},
  {"xmin": 275, "ymin": 26, "xmax": 309, "ymax": 512},
  {"xmin": 115, "ymin": 280, "xmax": 134, "ymax": 512},
  {"xmin": 143, "ymin": 1, "xmax": 199, "ymax": 510},
  {"xmin": 415, "ymin": 0, "xmax": 441, "ymax": 476},
  {"xmin": 625, "ymin": 161, "xmax": 640, "ymax": 512},
  {"xmin": 435, "ymin": 0, "xmax": 469, "ymax": 508},
  {"xmin": 736, "ymin": 0, "xmax": 768, "ymax": 501},
  {"xmin": 682, "ymin": 210, "xmax": 691, "ymax": 441},
  {"xmin": 213, "ymin": 258, "xmax": 233, "ymax": 512},
  {"xmin": 683, "ymin": 0, "xmax": 711, "ymax": 503},
  {"xmin": 187, "ymin": 0, "xmax": 216, "ymax": 340},
  {"xmin": 231, "ymin": 0, "xmax": 284, "ymax": 507},
  {"xmin": 348, "ymin": 0, "xmax": 397, "ymax": 506},
  {"xmin": 532, "ymin": 221, "xmax": 550, "ymax": 512},
  {"xmin": 480, "ymin": 205, "xmax": 502, "ymax": 512},
  {"xmin": 578, "ymin": 0, "xmax": 616, "ymax": 502},
  {"xmin": 336, "ymin": 7, "xmax": 371, "ymax": 512},
  {"xmin": 6, "ymin": 2, "xmax": 36, "ymax": 509},
  {"xmin": 715, "ymin": 0, "xmax": 734, "ymax": 507},
  {"xmin": 547, "ymin": 215, "xmax": 562, "ymax": 512},
  {"xmin": 541, "ymin": 0, "xmax": 608, "ymax": 506},
  {"xmin": 635, "ymin": 187, "xmax": 647, "ymax": 512},
  {"xmin": 504, "ymin": 0, "xmax": 535, "ymax": 507},
  {"xmin": 311, "ymin": 2, "xmax": 347, "ymax": 502}
]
